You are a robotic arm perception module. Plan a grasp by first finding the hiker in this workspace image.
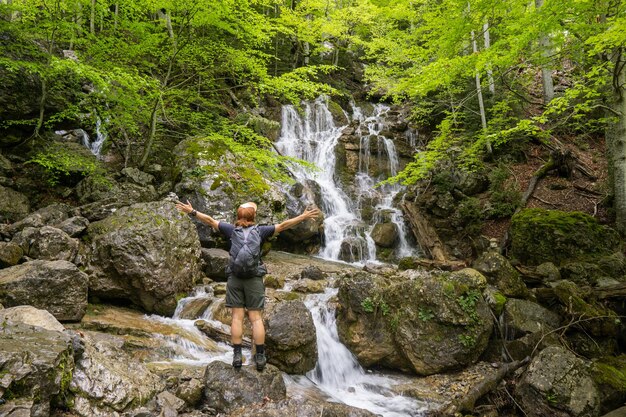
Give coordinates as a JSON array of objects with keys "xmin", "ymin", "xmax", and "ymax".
[{"xmin": 175, "ymin": 200, "xmax": 320, "ymax": 370}]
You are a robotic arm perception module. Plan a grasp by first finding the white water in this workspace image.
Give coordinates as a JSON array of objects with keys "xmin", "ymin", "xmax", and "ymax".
[
  {"xmin": 304, "ymin": 289, "xmax": 428, "ymax": 417},
  {"xmin": 55, "ymin": 117, "xmax": 107, "ymax": 158},
  {"xmin": 276, "ymin": 97, "xmax": 417, "ymax": 263}
]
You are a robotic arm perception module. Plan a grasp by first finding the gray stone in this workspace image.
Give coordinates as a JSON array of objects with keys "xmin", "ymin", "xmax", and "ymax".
[
  {"xmin": 156, "ymin": 391, "xmax": 185, "ymax": 417},
  {"xmin": 200, "ymin": 248, "xmax": 229, "ymax": 281},
  {"xmin": 370, "ymin": 222, "xmax": 399, "ymax": 248},
  {"xmin": 8, "ymin": 203, "xmax": 72, "ymax": 234},
  {"xmin": 0, "ymin": 321, "xmax": 73, "ymax": 417},
  {"xmin": 176, "ymin": 296, "xmax": 212, "ymax": 320},
  {"xmin": 229, "ymin": 398, "xmax": 377, "ymax": 417},
  {"xmin": 0, "ymin": 185, "xmax": 29, "ymax": 223},
  {"xmin": 516, "ymin": 346, "xmax": 600, "ymax": 417},
  {"xmin": 290, "ymin": 279, "xmax": 326, "ymax": 293},
  {"xmin": 12, "ymin": 226, "xmax": 78, "ymax": 262},
  {"xmin": 503, "ymin": 298, "xmax": 561, "ymax": 339},
  {"xmin": 265, "ymin": 301, "xmax": 317, "ymax": 374},
  {"xmin": 175, "ymin": 378, "xmax": 203, "ymax": 406},
  {"xmin": 300, "ymin": 265, "xmax": 326, "ymax": 281},
  {"xmin": 0, "ymin": 260, "xmax": 88, "ymax": 321},
  {"xmin": 473, "ymin": 251, "xmax": 530, "ymax": 298},
  {"xmin": 0, "ymin": 153, "xmax": 12, "ymax": 175},
  {"xmin": 0, "ymin": 306, "xmax": 65, "ymax": 332},
  {"xmin": 201, "ymin": 361, "xmax": 286, "ymax": 414},
  {"xmin": 536, "ymin": 262, "xmax": 561, "ymax": 283},
  {"xmin": 56, "ymin": 216, "xmax": 89, "ymax": 237},
  {"xmin": 83, "ymin": 201, "xmax": 202, "ymax": 315},
  {"xmin": 0, "ymin": 241, "xmax": 23, "ymax": 267},
  {"xmin": 122, "ymin": 167, "xmax": 155, "ymax": 186}
]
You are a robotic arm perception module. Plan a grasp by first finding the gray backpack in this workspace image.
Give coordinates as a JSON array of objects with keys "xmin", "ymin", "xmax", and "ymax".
[{"xmin": 228, "ymin": 226, "xmax": 267, "ymax": 278}]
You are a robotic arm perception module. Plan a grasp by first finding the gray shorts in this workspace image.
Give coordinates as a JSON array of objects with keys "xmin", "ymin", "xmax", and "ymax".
[{"xmin": 225, "ymin": 275, "xmax": 265, "ymax": 310}]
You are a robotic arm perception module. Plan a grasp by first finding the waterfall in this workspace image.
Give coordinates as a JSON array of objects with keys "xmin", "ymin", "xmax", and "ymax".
[
  {"xmin": 304, "ymin": 290, "xmax": 428, "ymax": 417},
  {"xmin": 277, "ymin": 97, "xmax": 417, "ymax": 263}
]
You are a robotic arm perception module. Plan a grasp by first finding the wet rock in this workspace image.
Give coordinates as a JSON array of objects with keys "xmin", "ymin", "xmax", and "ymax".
[
  {"xmin": 370, "ymin": 222, "xmax": 399, "ymax": 248},
  {"xmin": 0, "ymin": 260, "xmax": 88, "ymax": 321},
  {"xmin": 264, "ymin": 274, "xmax": 285, "ymax": 289},
  {"xmin": 177, "ymin": 296, "xmax": 212, "ymax": 320},
  {"xmin": 70, "ymin": 332, "xmax": 165, "ymax": 415},
  {"xmin": 265, "ymin": 300, "xmax": 317, "ymax": 374},
  {"xmin": 300, "ymin": 265, "xmax": 326, "ymax": 281},
  {"xmin": 229, "ymin": 397, "xmax": 377, "ymax": 417},
  {"xmin": 473, "ymin": 251, "xmax": 530, "ymax": 298},
  {"xmin": 516, "ymin": 346, "xmax": 600, "ymax": 417},
  {"xmin": 0, "ymin": 321, "xmax": 74, "ymax": 417},
  {"xmin": 176, "ymin": 378, "xmax": 204, "ymax": 406},
  {"xmin": 0, "ymin": 241, "xmax": 23, "ymax": 267},
  {"xmin": 201, "ymin": 248, "xmax": 229, "ymax": 281},
  {"xmin": 290, "ymin": 279, "xmax": 326, "ymax": 293},
  {"xmin": 510, "ymin": 208, "xmax": 621, "ymax": 266},
  {"xmin": 0, "ymin": 305, "xmax": 65, "ymax": 332},
  {"xmin": 0, "ymin": 185, "xmax": 30, "ymax": 223},
  {"xmin": 12, "ymin": 226, "xmax": 78, "ymax": 262},
  {"xmin": 503, "ymin": 298, "xmax": 561, "ymax": 339},
  {"xmin": 201, "ymin": 360, "xmax": 286, "ymax": 413},
  {"xmin": 56, "ymin": 216, "xmax": 89, "ymax": 237},
  {"xmin": 83, "ymin": 201, "xmax": 201, "ymax": 315},
  {"xmin": 339, "ymin": 237, "xmax": 369, "ymax": 263}
]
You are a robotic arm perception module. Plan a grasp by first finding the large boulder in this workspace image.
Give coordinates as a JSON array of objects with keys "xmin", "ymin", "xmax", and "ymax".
[
  {"xmin": 590, "ymin": 355, "xmax": 626, "ymax": 414},
  {"xmin": 0, "ymin": 306, "xmax": 66, "ymax": 332},
  {"xmin": 0, "ymin": 320, "xmax": 74, "ymax": 417},
  {"xmin": 6, "ymin": 202, "xmax": 73, "ymax": 235},
  {"xmin": 516, "ymin": 346, "xmax": 600, "ymax": 417},
  {"xmin": 264, "ymin": 300, "xmax": 317, "ymax": 374},
  {"xmin": 201, "ymin": 248, "xmax": 229, "ymax": 281},
  {"xmin": 503, "ymin": 298, "xmax": 561, "ymax": 339},
  {"xmin": 0, "ymin": 260, "xmax": 88, "ymax": 321},
  {"xmin": 69, "ymin": 332, "xmax": 165, "ymax": 416},
  {"xmin": 370, "ymin": 222, "xmax": 399, "ymax": 248},
  {"xmin": 83, "ymin": 201, "xmax": 201, "ymax": 315},
  {"xmin": 56, "ymin": 216, "xmax": 90, "ymax": 237},
  {"xmin": 12, "ymin": 226, "xmax": 79, "ymax": 262},
  {"xmin": 0, "ymin": 241, "xmax": 23, "ymax": 267},
  {"xmin": 473, "ymin": 251, "xmax": 530, "ymax": 298},
  {"xmin": 510, "ymin": 208, "xmax": 621, "ymax": 266},
  {"xmin": 201, "ymin": 360, "xmax": 286, "ymax": 414},
  {"xmin": 0, "ymin": 185, "xmax": 30, "ymax": 223},
  {"xmin": 337, "ymin": 269, "xmax": 493, "ymax": 375}
]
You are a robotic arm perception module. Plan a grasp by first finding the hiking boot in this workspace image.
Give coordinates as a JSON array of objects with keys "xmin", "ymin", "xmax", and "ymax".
[
  {"xmin": 254, "ymin": 353, "xmax": 266, "ymax": 371},
  {"xmin": 232, "ymin": 351, "xmax": 243, "ymax": 368}
]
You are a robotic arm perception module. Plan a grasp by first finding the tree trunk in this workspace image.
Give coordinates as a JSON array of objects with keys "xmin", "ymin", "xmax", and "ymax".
[
  {"xmin": 34, "ymin": 77, "xmax": 47, "ymax": 138},
  {"xmin": 471, "ymin": 26, "xmax": 491, "ymax": 153},
  {"xmin": 535, "ymin": 0, "xmax": 554, "ymax": 104},
  {"xmin": 483, "ymin": 21, "xmax": 495, "ymax": 95},
  {"xmin": 113, "ymin": 3, "xmax": 118, "ymax": 29},
  {"xmin": 90, "ymin": 0, "xmax": 96, "ymax": 34},
  {"xmin": 401, "ymin": 201, "xmax": 447, "ymax": 261},
  {"xmin": 303, "ymin": 41, "xmax": 310, "ymax": 65},
  {"xmin": 607, "ymin": 48, "xmax": 626, "ymax": 234}
]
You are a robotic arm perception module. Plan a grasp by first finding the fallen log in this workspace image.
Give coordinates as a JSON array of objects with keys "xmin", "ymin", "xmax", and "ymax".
[
  {"xmin": 195, "ymin": 319, "xmax": 252, "ymax": 349},
  {"xmin": 441, "ymin": 357, "xmax": 530, "ymax": 416},
  {"xmin": 401, "ymin": 201, "xmax": 447, "ymax": 262},
  {"xmin": 595, "ymin": 283, "xmax": 626, "ymax": 300}
]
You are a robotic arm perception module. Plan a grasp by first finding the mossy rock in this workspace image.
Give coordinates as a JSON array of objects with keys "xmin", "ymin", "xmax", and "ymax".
[
  {"xmin": 591, "ymin": 355, "xmax": 626, "ymax": 413},
  {"xmin": 510, "ymin": 208, "xmax": 621, "ymax": 266}
]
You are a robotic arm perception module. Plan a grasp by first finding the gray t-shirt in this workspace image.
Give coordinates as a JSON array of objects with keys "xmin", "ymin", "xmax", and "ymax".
[{"xmin": 218, "ymin": 222, "xmax": 276, "ymax": 242}]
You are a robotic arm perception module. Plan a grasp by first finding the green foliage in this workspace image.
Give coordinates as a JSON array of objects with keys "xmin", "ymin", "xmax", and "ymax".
[
  {"xmin": 27, "ymin": 143, "xmax": 108, "ymax": 186},
  {"xmin": 457, "ymin": 289, "xmax": 481, "ymax": 322},
  {"xmin": 361, "ymin": 297, "xmax": 375, "ymax": 313},
  {"xmin": 487, "ymin": 166, "xmax": 522, "ymax": 218},
  {"xmin": 458, "ymin": 333, "xmax": 476, "ymax": 348},
  {"xmin": 361, "ymin": 294, "xmax": 390, "ymax": 316},
  {"xmin": 418, "ymin": 307, "xmax": 434, "ymax": 322}
]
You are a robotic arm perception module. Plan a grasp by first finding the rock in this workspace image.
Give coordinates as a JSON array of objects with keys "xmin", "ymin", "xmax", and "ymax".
[
  {"xmin": 56, "ymin": 216, "xmax": 89, "ymax": 237},
  {"xmin": 0, "ymin": 185, "xmax": 30, "ymax": 223},
  {"xmin": 510, "ymin": 208, "xmax": 621, "ymax": 266},
  {"xmin": 83, "ymin": 201, "xmax": 202, "ymax": 315},
  {"xmin": 122, "ymin": 167, "xmax": 155, "ymax": 186},
  {"xmin": 175, "ymin": 378, "xmax": 204, "ymax": 406},
  {"xmin": 300, "ymin": 265, "xmax": 326, "ymax": 281},
  {"xmin": 0, "ymin": 260, "xmax": 88, "ymax": 321},
  {"xmin": 176, "ymin": 296, "xmax": 212, "ymax": 320},
  {"xmin": 12, "ymin": 226, "xmax": 78, "ymax": 262},
  {"xmin": 264, "ymin": 301, "xmax": 317, "ymax": 374},
  {"xmin": 264, "ymin": 275, "xmax": 285, "ymax": 289},
  {"xmin": 290, "ymin": 279, "xmax": 326, "ymax": 293},
  {"xmin": 473, "ymin": 251, "xmax": 530, "ymax": 298},
  {"xmin": 8, "ymin": 202, "xmax": 73, "ymax": 234},
  {"xmin": 76, "ymin": 174, "xmax": 157, "ymax": 205},
  {"xmin": 482, "ymin": 286, "xmax": 507, "ymax": 315},
  {"xmin": 229, "ymin": 397, "xmax": 377, "ymax": 417},
  {"xmin": 590, "ymin": 355, "xmax": 626, "ymax": 414},
  {"xmin": 200, "ymin": 248, "xmax": 229, "ymax": 281},
  {"xmin": 516, "ymin": 346, "xmax": 600, "ymax": 417},
  {"xmin": 0, "ymin": 241, "xmax": 23, "ymax": 267},
  {"xmin": 339, "ymin": 237, "xmax": 369, "ymax": 263},
  {"xmin": 337, "ymin": 269, "xmax": 493, "ymax": 375},
  {"xmin": 157, "ymin": 391, "xmax": 185, "ymax": 417},
  {"xmin": 503, "ymin": 298, "xmax": 561, "ymax": 339},
  {"xmin": 70, "ymin": 332, "xmax": 165, "ymax": 415},
  {"xmin": 370, "ymin": 222, "xmax": 398, "ymax": 248},
  {"xmin": 0, "ymin": 306, "xmax": 65, "ymax": 332},
  {"xmin": 553, "ymin": 280, "xmax": 620, "ymax": 337},
  {"xmin": 0, "ymin": 153, "xmax": 13, "ymax": 175},
  {"xmin": 536, "ymin": 262, "xmax": 561, "ymax": 283},
  {"xmin": 201, "ymin": 361, "xmax": 286, "ymax": 414},
  {"xmin": 0, "ymin": 321, "xmax": 74, "ymax": 417}
]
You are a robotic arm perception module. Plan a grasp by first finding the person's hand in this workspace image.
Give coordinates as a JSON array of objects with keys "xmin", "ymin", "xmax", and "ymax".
[
  {"xmin": 301, "ymin": 207, "xmax": 321, "ymax": 220},
  {"xmin": 175, "ymin": 200, "xmax": 193, "ymax": 215}
]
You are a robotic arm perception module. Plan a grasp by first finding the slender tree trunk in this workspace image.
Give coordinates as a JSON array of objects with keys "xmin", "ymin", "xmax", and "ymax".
[
  {"xmin": 535, "ymin": 0, "xmax": 554, "ymax": 104},
  {"xmin": 483, "ymin": 21, "xmax": 495, "ymax": 95},
  {"xmin": 608, "ymin": 48, "xmax": 626, "ymax": 234},
  {"xmin": 114, "ymin": 3, "xmax": 118, "ymax": 29},
  {"xmin": 34, "ymin": 77, "xmax": 47, "ymax": 137},
  {"xmin": 471, "ymin": 28, "xmax": 491, "ymax": 153},
  {"xmin": 90, "ymin": 0, "xmax": 96, "ymax": 34},
  {"xmin": 303, "ymin": 41, "xmax": 310, "ymax": 65}
]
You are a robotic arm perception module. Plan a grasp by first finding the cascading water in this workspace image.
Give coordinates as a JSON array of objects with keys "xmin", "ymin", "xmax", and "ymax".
[
  {"xmin": 276, "ymin": 97, "xmax": 417, "ymax": 263},
  {"xmin": 303, "ymin": 289, "xmax": 428, "ymax": 416}
]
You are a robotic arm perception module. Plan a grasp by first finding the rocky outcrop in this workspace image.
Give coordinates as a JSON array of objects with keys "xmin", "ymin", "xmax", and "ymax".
[
  {"xmin": 516, "ymin": 346, "xmax": 600, "ymax": 417},
  {"xmin": 202, "ymin": 361, "xmax": 286, "ymax": 414},
  {"xmin": 337, "ymin": 269, "xmax": 492, "ymax": 375},
  {"xmin": 503, "ymin": 298, "xmax": 561, "ymax": 339},
  {"xmin": 0, "ymin": 305, "xmax": 66, "ymax": 332},
  {"xmin": 70, "ymin": 332, "xmax": 165, "ymax": 416},
  {"xmin": 0, "ymin": 184, "xmax": 30, "ymax": 223},
  {"xmin": 83, "ymin": 201, "xmax": 201, "ymax": 315},
  {"xmin": 0, "ymin": 260, "xmax": 88, "ymax": 321},
  {"xmin": 201, "ymin": 248, "xmax": 229, "ymax": 281},
  {"xmin": 264, "ymin": 300, "xmax": 317, "ymax": 374},
  {"xmin": 510, "ymin": 208, "xmax": 621, "ymax": 266},
  {"xmin": 57, "ymin": 216, "xmax": 90, "ymax": 237},
  {"xmin": 12, "ymin": 226, "xmax": 78, "ymax": 262},
  {"xmin": 0, "ymin": 320, "xmax": 74, "ymax": 417},
  {"xmin": 473, "ymin": 251, "xmax": 530, "ymax": 298},
  {"xmin": 6, "ymin": 202, "xmax": 73, "ymax": 236}
]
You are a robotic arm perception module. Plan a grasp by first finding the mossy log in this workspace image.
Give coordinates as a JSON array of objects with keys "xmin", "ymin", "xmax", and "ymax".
[{"xmin": 401, "ymin": 201, "xmax": 447, "ymax": 261}]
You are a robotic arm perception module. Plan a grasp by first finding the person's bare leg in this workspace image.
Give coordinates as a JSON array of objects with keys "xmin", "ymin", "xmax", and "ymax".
[
  {"xmin": 231, "ymin": 307, "xmax": 245, "ymax": 367},
  {"xmin": 248, "ymin": 309, "xmax": 266, "ymax": 370}
]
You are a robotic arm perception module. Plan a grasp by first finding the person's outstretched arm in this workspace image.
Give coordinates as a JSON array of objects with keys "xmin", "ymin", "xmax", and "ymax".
[
  {"xmin": 274, "ymin": 207, "xmax": 321, "ymax": 236},
  {"xmin": 175, "ymin": 200, "xmax": 219, "ymax": 231}
]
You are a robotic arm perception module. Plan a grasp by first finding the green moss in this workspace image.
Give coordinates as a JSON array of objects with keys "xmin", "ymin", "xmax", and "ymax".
[
  {"xmin": 493, "ymin": 292, "xmax": 507, "ymax": 315},
  {"xmin": 591, "ymin": 356, "xmax": 626, "ymax": 391},
  {"xmin": 398, "ymin": 257, "xmax": 418, "ymax": 271}
]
